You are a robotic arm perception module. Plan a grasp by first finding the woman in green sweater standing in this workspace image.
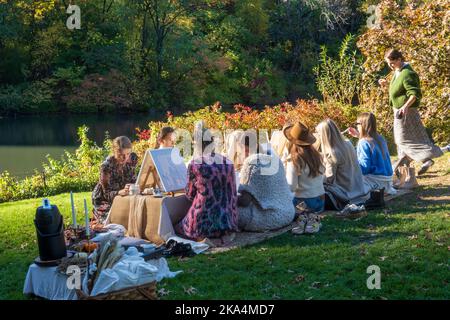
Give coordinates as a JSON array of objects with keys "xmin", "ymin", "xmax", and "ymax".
[{"xmin": 379, "ymin": 49, "xmax": 447, "ymax": 175}]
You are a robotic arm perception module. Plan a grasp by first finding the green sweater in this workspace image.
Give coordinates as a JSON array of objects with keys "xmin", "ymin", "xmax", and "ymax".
[{"xmin": 389, "ymin": 64, "xmax": 422, "ymax": 109}]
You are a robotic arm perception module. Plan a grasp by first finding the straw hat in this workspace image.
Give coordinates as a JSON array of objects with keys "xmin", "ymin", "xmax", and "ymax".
[{"xmin": 283, "ymin": 122, "xmax": 316, "ymax": 146}]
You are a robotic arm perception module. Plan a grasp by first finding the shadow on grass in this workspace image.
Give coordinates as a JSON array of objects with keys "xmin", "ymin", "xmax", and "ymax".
[
  {"xmin": 388, "ymin": 185, "xmax": 450, "ymax": 210},
  {"xmin": 240, "ymin": 214, "xmax": 414, "ymax": 250},
  {"xmin": 240, "ymin": 193, "xmax": 449, "ymax": 251}
]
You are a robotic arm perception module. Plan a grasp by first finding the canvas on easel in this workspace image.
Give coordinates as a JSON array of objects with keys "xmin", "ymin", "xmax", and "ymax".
[
  {"xmin": 135, "ymin": 149, "xmax": 160, "ymax": 191},
  {"xmin": 136, "ymin": 147, "xmax": 187, "ymax": 193}
]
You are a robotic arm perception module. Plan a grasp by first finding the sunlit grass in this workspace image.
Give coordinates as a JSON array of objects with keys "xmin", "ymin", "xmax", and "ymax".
[{"xmin": 0, "ymin": 156, "xmax": 449, "ymax": 300}]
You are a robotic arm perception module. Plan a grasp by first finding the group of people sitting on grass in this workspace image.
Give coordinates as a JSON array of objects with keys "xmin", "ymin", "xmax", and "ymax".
[
  {"xmin": 90, "ymin": 48, "xmax": 449, "ymax": 245},
  {"xmin": 91, "ymin": 111, "xmax": 448, "ymax": 245}
]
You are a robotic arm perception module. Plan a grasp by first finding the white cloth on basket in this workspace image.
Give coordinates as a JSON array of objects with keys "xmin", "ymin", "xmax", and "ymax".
[{"xmin": 23, "ymin": 256, "xmax": 180, "ymax": 300}]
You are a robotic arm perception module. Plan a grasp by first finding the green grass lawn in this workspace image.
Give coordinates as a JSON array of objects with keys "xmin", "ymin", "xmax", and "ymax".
[{"xmin": 1, "ymin": 155, "xmax": 449, "ymax": 300}]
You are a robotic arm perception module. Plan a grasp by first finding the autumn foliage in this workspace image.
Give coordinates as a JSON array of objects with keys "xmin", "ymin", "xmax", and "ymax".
[{"xmin": 357, "ymin": 0, "xmax": 449, "ymax": 143}]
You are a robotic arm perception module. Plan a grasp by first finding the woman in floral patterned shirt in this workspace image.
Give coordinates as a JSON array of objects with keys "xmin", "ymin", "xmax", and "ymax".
[{"xmin": 91, "ymin": 136, "xmax": 138, "ymax": 223}]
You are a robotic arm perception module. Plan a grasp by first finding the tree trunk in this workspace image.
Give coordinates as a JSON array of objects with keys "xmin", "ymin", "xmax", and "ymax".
[
  {"xmin": 155, "ymin": 28, "xmax": 165, "ymax": 80},
  {"xmin": 140, "ymin": 12, "xmax": 149, "ymax": 78}
]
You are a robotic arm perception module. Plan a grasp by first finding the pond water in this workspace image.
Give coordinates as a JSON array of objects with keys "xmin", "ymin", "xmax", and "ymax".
[{"xmin": 0, "ymin": 113, "xmax": 161, "ymax": 178}]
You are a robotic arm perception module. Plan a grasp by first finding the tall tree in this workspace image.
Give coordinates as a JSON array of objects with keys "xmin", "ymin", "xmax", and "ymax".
[{"xmin": 135, "ymin": 0, "xmax": 202, "ymax": 79}]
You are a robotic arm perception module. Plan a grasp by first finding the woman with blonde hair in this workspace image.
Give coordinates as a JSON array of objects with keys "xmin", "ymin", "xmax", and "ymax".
[
  {"xmin": 91, "ymin": 136, "xmax": 138, "ymax": 223},
  {"xmin": 235, "ymin": 131, "xmax": 295, "ymax": 232},
  {"xmin": 315, "ymin": 119, "xmax": 370, "ymax": 210}
]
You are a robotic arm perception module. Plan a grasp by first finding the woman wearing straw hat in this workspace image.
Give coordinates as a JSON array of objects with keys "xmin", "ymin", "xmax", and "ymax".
[{"xmin": 284, "ymin": 122, "xmax": 326, "ymax": 213}]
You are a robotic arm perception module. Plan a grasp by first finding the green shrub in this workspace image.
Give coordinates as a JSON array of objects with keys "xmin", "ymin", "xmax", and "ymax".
[
  {"xmin": 0, "ymin": 126, "xmax": 110, "ymax": 203},
  {"xmin": 65, "ymin": 70, "xmax": 133, "ymax": 113},
  {"xmin": 22, "ymin": 81, "xmax": 57, "ymax": 113},
  {"xmin": 313, "ymin": 33, "xmax": 363, "ymax": 106},
  {"xmin": 0, "ymin": 85, "xmax": 23, "ymax": 114}
]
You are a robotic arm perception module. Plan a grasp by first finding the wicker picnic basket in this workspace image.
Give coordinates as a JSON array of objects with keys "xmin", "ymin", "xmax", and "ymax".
[{"xmin": 76, "ymin": 281, "xmax": 158, "ymax": 300}]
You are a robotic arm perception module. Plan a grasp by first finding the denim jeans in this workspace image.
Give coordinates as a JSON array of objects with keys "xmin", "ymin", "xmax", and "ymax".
[{"xmin": 293, "ymin": 196, "xmax": 325, "ymax": 213}]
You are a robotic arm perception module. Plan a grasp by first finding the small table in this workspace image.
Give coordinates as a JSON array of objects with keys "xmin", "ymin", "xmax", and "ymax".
[
  {"xmin": 23, "ymin": 264, "xmax": 78, "ymax": 300},
  {"xmin": 108, "ymin": 193, "xmax": 191, "ymax": 245}
]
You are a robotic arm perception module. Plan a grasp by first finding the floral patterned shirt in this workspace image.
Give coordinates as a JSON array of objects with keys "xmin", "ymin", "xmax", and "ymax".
[{"xmin": 91, "ymin": 152, "xmax": 138, "ymax": 222}]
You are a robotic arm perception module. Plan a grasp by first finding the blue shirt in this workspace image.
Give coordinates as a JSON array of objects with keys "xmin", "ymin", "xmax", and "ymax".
[{"xmin": 357, "ymin": 136, "xmax": 393, "ymax": 176}]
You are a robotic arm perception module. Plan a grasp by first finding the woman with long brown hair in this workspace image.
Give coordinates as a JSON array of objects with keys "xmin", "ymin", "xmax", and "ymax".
[
  {"xmin": 91, "ymin": 136, "xmax": 138, "ymax": 223},
  {"xmin": 349, "ymin": 112, "xmax": 396, "ymax": 194},
  {"xmin": 284, "ymin": 122, "xmax": 325, "ymax": 213}
]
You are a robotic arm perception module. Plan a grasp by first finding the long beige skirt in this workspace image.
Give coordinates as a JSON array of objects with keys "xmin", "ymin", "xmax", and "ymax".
[{"xmin": 393, "ymin": 107, "xmax": 443, "ymax": 163}]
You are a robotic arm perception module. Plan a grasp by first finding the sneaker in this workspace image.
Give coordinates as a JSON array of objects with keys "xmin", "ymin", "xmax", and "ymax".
[
  {"xmin": 292, "ymin": 220, "xmax": 307, "ymax": 235},
  {"xmin": 441, "ymin": 144, "xmax": 450, "ymax": 153},
  {"xmin": 418, "ymin": 159, "xmax": 434, "ymax": 175},
  {"xmin": 336, "ymin": 204, "xmax": 367, "ymax": 219},
  {"xmin": 292, "ymin": 225, "xmax": 306, "ymax": 235},
  {"xmin": 305, "ymin": 221, "xmax": 321, "ymax": 234}
]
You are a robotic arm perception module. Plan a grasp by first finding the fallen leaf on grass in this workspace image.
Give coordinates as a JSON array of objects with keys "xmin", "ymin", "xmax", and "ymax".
[
  {"xmin": 310, "ymin": 282, "xmax": 322, "ymax": 289},
  {"xmin": 272, "ymin": 294, "xmax": 281, "ymax": 300},
  {"xmin": 257, "ymin": 247, "xmax": 268, "ymax": 252},
  {"xmin": 183, "ymin": 286, "xmax": 198, "ymax": 296},
  {"xmin": 293, "ymin": 275, "xmax": 305, "ymax": 283},
  {"xmin": 408, "ymin": 235, "xmax": 418, "ymax": 240},
  {"xmin": 287, "ymin": 269, "xmax": 295, "ymax": 273},
  {"xmin": 20, "ymin": 243, "xmax": 28, "ymax": 250},
  {"xmin": 379, "ymin": 256, "xmax": 388, "ymax": 261}
]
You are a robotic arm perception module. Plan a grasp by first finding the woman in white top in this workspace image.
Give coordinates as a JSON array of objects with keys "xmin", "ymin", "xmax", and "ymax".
[{"xmin": 284, "ymin": 122, "xmax": 325, "ymax": 213}]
